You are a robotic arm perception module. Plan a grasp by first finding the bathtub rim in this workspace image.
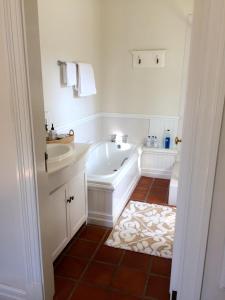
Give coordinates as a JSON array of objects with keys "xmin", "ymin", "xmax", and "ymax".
[{"xmin": 86, "ymin": 141, "xmax": 143, "ymax": 190}]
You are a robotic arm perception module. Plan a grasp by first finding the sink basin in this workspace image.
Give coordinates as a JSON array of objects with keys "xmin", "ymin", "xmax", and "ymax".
[{"xmin": 47, "ymin": 144, "xmax": 74, "ymax": 163}]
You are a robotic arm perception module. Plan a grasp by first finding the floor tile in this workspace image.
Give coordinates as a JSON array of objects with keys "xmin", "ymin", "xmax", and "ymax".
[
  {"xmin": 55, "ymin": 256, "xmax": 87, "ymax": 280},
  {"xmin": 70, "ymin": 282, "xmax": 109, "ymax": 300},
  {"xmin": 121, "ymin": 251, "xmax": 150, "ymax": 273},
  {"xmin": 138, "ymin": 177, "xmax": 153, "ymax": 188},
  {"xmin": 130, "ymin": 191, "xmax": 148, "ymax": 201},
  {"xmin": 109, "ymin": 291, "xmax": 140, "ymax": 300},
  {"xmin": 111, "ymin": 266, "xmax": 147, "ymax": 297},
  {"xmin": 151, "ymin": 257, "xmax": 172, "ymax": 277},
  {"xmin": 148, "ymin": 189, "xmax": 168, "ymax": 204},
  {"xmin": 53, "ymin": 276, "xmax": 76, "ymax": 300},
  {"xmin": 82, "ymin": 261, "xmax": 115, "ymax": 287},
  {"xmin": 134, "ymin": 186, "xmax": 149, "ymax": 192},
  {"xmin": 153, "ymin": 178, "xmax": 170, "ymax": 188},
  {"xmin": 94, "ymin": 244, "xmax": 124, "ymax": 265},
  {"xmin": 101, "ymin": 229, "xmax": 112, "ymax": 244},
  {"xmin": 146, "ymin": 275, "xmax": 170, "ymax": 300},
  {"xmin": 66, "ymin": 239, "xmax": 97, "ymax": 259},
  {"xmin": 150, "ymin": 186, "xmax": 169, "ymax": 192},
  {"xmin": 79, "ymin": 225, "xmax": 107, "ymax": 242}
]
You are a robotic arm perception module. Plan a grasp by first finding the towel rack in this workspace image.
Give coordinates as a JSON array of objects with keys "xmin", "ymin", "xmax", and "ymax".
[{"xmin": 57, "ymin": 60, "xmax": 66, "ymax": 66}]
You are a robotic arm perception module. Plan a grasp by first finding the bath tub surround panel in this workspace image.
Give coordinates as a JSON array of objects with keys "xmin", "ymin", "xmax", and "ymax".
[
  {"xmin": 87, "ymin": 142, "xmax": 141, "ymax": 227},
  {"xmin": 141, "ymin": 147, "xmax": 178, "ymax": 179}
]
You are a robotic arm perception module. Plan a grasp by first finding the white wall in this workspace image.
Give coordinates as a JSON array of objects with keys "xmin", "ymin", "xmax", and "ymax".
[
  {"xmin": 37, "ymin": 0, "xmax": 102, "ymax": 128},
  {"xmin": 101, "ymin": 0, "xmax": 193, "ymax": 116},
  {"xmin": 37, "ymin": 0, "xmax": 193, "ymax": 143}
]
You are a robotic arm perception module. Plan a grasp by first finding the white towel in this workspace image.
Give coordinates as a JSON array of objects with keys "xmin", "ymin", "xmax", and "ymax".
[
  {"xmin": 62, "ymin": 62, "xmax": 77, "ymax": 87},
  {"xmin": 77, "ymin": 63, "xmax": 97, "ymax": 97}
]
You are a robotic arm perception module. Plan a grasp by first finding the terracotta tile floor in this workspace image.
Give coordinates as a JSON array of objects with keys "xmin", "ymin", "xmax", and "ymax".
[{"xmin": 54, "ymin": 177, "xmax": 171, "ymax": 300}]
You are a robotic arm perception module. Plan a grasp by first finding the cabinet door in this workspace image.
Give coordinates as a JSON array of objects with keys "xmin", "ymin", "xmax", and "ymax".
[
  {"xmin": 48, "ymin": 185, "xmax": 70, "ymax": 261},
  {"xmin": 67, "ymin": 171, "xmax": 87, "ymax": 238}
]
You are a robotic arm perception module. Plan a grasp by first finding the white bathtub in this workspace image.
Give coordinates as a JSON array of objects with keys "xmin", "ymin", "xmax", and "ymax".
[{"xmin": 87, "ymin": 142, "xmax": 142, "ymax": 227}]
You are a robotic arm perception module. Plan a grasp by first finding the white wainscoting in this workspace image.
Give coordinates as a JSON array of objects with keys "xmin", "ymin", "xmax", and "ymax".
[
  {"xmin": 55, "ymin": 112, "xmax": 179, "ymax": 145},
  {"xmin": 102, "ymin": 113, "xmax": 179, "ymax": 145},
  {"xmin": 141, "ymin": 147, "xmax": 178, "ymax": 179},
  {"xmin": 148, "ymin": 115, "xmax": 179, "ymax": 148},
  {"xmin": 56, "ymin": 113, "xmax": 103, "ymax": 144}
]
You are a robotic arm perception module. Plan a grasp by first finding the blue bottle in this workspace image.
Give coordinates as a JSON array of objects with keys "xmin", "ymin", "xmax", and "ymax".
[{"xmin": 164, "ymin": 129, "xmax": 171, "ymax": 149}]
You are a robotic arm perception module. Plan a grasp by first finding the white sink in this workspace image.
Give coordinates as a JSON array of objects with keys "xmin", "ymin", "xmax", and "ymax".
[{"xmin": 47, "ymin": 144, "xmax": 74, "ymax": 163}]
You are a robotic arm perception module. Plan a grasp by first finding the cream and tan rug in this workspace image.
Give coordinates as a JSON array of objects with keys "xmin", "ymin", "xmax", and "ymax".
[{"xmin": 105, "ymin": 201, "xmax": 176, "ymax": 259}]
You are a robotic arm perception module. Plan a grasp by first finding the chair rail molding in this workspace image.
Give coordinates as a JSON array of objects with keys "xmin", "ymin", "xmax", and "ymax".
[
  {"xmin": 0, "ymin": 0, "xmax": 43, "ymax": 299},
  {"xmin": 170, "ymin": 0, "xmax": 225, "ymax": 299}
]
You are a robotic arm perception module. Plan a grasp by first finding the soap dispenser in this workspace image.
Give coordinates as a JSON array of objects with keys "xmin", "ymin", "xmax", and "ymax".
[{"xmin": 49, "ymin": 124, "xmax": 57, "ymax": 140}]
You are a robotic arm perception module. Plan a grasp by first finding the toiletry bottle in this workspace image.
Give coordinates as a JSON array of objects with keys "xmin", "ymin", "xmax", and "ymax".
[
  {"xmin": 49, "ymin": 124, "xmax": 57, "ymax": 140},
  {"xmin": 154, "ymin": 136, "xmax": 158, "ymax": 148},
  {"xmin": 146, "ymin": 136, "xmax": 151, "ymax": 147},
  {"xmin": 164, "ymin": 129, "xmax": 171, "ymax": 149},
  {"xmin": 149, "ymin": 136, "xmax": 153, "ymax": 147}
]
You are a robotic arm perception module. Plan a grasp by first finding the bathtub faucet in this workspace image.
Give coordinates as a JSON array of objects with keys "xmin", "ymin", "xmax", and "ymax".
[
  {"xmin": 110, "ymin": 134, "xmax": 128, "ymax": 143},
  {"xmin": 111, "ymin": 134, "xmax": 117, "ymax": 143}
]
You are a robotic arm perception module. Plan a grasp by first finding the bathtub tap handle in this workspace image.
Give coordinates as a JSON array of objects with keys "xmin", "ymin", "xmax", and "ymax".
[
  {"xmin": 111, "ymin": 134, "xmax": 117, "ymax": 143},
  {"xmin": 122, "ymin": 135, "xmax": 128, "ymax": 143}
]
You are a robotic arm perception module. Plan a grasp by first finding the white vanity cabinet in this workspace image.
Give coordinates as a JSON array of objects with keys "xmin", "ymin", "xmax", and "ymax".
[
  {"xmin": 49, "ymin": 168, "xmax": 87, "ymax": 261},
  {"xmin": 67, "ymin": 172, "xmax": 87, "ymax": 238},
  {"xmin": 49, "ymin": 185, "xmax": 69, "ymax": 261}
]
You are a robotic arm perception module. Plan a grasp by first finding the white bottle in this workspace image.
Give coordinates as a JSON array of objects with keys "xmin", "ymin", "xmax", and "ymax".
[
  {"xmin": 146, "ymin": 136, "xmax": 151, "ymax": 147},
  {"xmin": 153, "ymin": 136, "xmax": 159, "ymax": 148}
]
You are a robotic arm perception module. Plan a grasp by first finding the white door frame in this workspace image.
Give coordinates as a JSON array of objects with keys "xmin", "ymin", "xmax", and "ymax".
[
  {"xmin": 171, "ymin": 0, "xmax": 225, "ymax": 299},
  {"xmin": 0, "ymin": 0, "xmax": 54, "ymax": 299},
  {"xmin": 0, "ymin": 0, "xmax": 44, "ymax": 299}
]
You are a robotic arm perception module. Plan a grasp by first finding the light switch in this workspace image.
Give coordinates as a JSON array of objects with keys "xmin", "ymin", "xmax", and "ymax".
[{"xmin": 132, "ymin": 50, "xmax": 167, "ymax": 68}]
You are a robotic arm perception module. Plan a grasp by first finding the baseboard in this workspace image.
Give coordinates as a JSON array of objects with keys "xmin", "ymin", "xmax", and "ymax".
[
  {"xmin": 88, "ymin": 209, "xmax": 113, "ymax": 227},
  {"xmin": 87, "ymin": 216, "xmax": 113, "ymax": 228},
  {"xmin": 141, "ymin": 169, "xmax": 171, "ymax": 179}
]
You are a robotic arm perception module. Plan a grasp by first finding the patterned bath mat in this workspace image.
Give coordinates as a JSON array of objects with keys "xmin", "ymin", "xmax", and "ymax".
[{"xmin": 105, "ymin": 201, "xmax": 176, "ymax": 259}]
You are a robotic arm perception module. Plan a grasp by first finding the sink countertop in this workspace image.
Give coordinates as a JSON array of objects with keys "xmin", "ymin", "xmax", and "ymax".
[{"xmin": 47, "ymin": 143, "xmax": 91, "ymax": 175}]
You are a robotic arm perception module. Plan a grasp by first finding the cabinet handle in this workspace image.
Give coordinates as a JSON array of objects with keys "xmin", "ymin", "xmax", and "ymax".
[
  {"xmin": 70, "ymin": 196, "xmax": 75, "ymax": 201},
  {"xmin": 67, "ymin": 198, "xmax": 71, "ymax": 204}
]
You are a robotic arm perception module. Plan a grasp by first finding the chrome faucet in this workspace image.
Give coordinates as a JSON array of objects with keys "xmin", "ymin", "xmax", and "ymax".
[
  {"xmin": 111, "ymin": 134, "xmax": 117, "ymax": 143},
  {"xmin": 122, "ymin": 134, "xmax": 128, "ymax": 143}
]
